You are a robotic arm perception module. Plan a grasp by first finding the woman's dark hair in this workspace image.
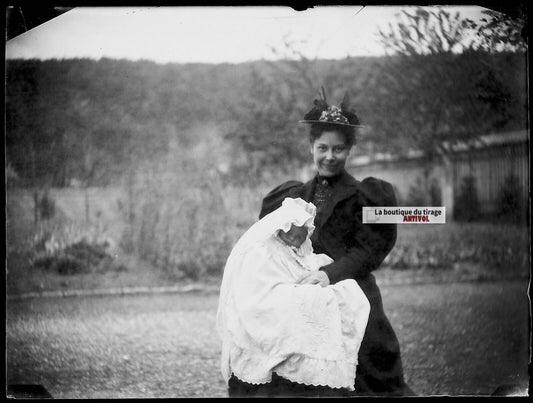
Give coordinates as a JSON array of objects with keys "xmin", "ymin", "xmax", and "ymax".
[{"xmin": 309, "ymin": 123, "xmax": 356, "ymax": 147}]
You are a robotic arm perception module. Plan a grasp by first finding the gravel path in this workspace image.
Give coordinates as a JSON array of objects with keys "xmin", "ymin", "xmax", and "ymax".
[{"xmin": 6, "ymin": 279, "xmax": 530, "ymax": 398}]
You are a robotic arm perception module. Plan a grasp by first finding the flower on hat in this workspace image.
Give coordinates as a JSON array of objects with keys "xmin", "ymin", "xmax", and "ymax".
[
  {"xmin": 319, "ymin": 105, "xmax": 350, "ymax": 125},
  {"xmin": 300, "ymin": 87, "xmax": 362, "ymax": 127}
]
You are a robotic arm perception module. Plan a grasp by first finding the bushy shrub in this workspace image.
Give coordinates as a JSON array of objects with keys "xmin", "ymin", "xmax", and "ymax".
[
  {"xmin": 32, "ymin": 254, "xmax": 57, "ymax": 271},
  {"xmin": 30, "ymin": 221, "xmax": 121, "ymax": 275},
  {"xmin": 136, "ymin": 193, "xmax": 235, "ymax": 281},
  {"xmin": 38, "ymin": 191, "xmax": 56, "ymax": 220},
  {"xmin": 123, "ymin": 153, "xmax": 263, "ymax": 282},
  {"xmin": 64, "ymin": 241, "xmax": 111, "ymax": 267},
  {"xmin": 429, "ymin": 178, "xmax": 442, "ymax": 206},
  {"xmin": 383, "ymin": 222, "xmax": 529, "ymax": 276},
  {"xmin": 453, "ymin": 175, "xmax": 480, "ymax": 221},
  {"xmin": 404, "ymin": 177, "xmax": 427, "ymax": 206},
  {"xmin": 176, "ymin": 261, "xmax": 201, "ymax": 282},
  {"xmin": 33, "ymin": 252, "xmax": 87, "ymax": 275},
  {"xmin": 54, "ymin": 255, "xmax": 89, "ymax": 275},
  {"xmin": 32, "ymin": 240, "xmax": 114, "ymax": 275},
  {"xmin": 497, "ymin": 173, "xmax": 525, "ymax": 224}
]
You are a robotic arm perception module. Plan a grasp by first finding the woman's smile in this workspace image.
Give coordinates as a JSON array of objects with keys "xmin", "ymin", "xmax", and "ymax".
[
  {"xmin": 311, "ymin": 130, "xmax": 352, "ymax": 177},
  {"xmin": 318, "ymin": 164, "xmax": 339, "ymax": 176}
]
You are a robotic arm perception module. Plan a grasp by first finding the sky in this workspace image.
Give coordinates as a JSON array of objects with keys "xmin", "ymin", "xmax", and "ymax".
[{"xmin": 5, "ymin": 5, "xmax": 491, "ymax": 64}]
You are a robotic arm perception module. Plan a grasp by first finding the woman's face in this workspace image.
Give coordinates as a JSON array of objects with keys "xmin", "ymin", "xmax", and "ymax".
[
  {"xmin": 278, "ymin": 224, "xmax": 308, "ymax": 248},
  {"xmin": 311, "ymin": 130, "xmax": 352, "ymax": 177}
]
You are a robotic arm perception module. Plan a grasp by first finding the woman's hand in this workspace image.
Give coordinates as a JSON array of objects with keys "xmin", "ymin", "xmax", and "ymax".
[{"xmin": 296, "ymin": 270, "xmax": 330, "ymax": 287}]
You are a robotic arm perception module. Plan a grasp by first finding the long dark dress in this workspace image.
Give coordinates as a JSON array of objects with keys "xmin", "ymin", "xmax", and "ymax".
[{"xmin": 234, "ymin": 170, "xmax": 413, "ymax": 397}]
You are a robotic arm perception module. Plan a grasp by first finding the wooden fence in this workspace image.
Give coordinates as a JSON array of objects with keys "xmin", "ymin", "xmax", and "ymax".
[{"xmin": 347, "ymin": 130, "xmax": 529, "ymax": 219}]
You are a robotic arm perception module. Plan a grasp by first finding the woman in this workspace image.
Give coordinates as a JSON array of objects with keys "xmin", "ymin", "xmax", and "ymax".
[
  {"xmin": 216, "ymin": 197, "xmax": 371, "ymax": 397},
  {"xmin": 258, "ymin": 90, "xmax": 415, "ymax": 396}
]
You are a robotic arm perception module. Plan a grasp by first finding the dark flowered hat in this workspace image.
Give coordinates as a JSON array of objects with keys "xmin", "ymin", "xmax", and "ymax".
[{"xmin": 299, "ymin": 87, "xmax": 363, "ymax": 128}]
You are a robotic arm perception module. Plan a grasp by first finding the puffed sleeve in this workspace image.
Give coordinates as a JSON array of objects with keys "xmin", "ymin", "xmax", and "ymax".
[
  {"xmin": 320, "ymin": 177, "xmax": 397, "ymax": 283},
  {"xmin": 259, "ymin": 180, "xmax": 303, "ymax": 219}
]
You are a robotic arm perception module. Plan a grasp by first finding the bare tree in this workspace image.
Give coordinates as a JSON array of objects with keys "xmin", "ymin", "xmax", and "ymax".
[
  {"xmin": 378, "ymin": 7, "xmax": 478, "ymax": 56},
  {"xmin": 475, "ymin": 9, "xmax": 528, "ymax": 52},
  {"xmin": 374, "ymin": 6, "xmax": 526, "ymax": 216}
]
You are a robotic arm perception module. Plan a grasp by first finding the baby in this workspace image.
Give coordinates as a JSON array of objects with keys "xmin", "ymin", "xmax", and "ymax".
[
  {"xmin": 274, "ymin": 217, "xmax": 333, "ymax": 280},
  {"xmin": 216, "ymin": 197, "xmax": 370, "ymax": 392}
]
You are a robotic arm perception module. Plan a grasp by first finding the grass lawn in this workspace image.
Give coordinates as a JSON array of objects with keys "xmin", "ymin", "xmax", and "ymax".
[{"xmin": 6, "ymin": 280, "xmax": 530, "ymax": 398}]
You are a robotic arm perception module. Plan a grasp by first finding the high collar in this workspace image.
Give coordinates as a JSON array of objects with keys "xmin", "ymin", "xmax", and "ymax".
[
  {"xmin": 315, "ymin": 170, "xmax": 346, "ymax": 187},
  {"xmin": 295, "ymin": 170, "xmax": 361, "ymax": 227},
  {"xmin": 286, "ymin": 170, "xmax": 360, "ymax": 204}
]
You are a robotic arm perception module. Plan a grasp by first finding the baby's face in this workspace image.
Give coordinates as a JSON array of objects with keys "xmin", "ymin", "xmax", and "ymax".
[{"xmin": 278, "ymin": 224, "xmax": 308, "ymax": 248}]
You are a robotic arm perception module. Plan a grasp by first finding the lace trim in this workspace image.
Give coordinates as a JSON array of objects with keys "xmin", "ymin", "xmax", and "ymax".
[{"xmin": 227, "ymin": 344, "xmax": 358, "ymax": 391}]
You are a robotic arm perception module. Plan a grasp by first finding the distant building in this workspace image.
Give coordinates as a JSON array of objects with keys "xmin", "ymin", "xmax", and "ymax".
[{"xmin": 347, "ymin": 130, "xmax": 529, "ymax": 220}]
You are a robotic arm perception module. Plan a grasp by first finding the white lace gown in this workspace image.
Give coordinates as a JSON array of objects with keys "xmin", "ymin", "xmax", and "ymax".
[{"xmin": 216, "ymin": 198, "xmax": 370, "ymax": 391}]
